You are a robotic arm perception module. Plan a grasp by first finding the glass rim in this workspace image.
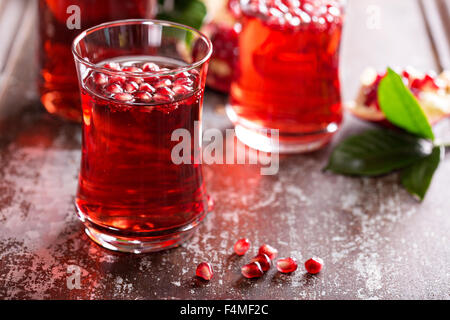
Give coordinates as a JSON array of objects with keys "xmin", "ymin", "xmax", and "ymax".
[{"xmin": 72, "ymin": 19, "xmax": 213, "ymax": 77}]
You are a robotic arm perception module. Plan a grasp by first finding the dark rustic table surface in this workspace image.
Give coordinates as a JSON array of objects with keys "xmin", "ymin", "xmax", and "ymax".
[{"xmin": 1, "ymin": 0, "xmax": 450, "ymax": 300}]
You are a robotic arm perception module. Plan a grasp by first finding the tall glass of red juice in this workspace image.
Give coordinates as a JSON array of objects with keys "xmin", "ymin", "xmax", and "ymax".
[
  {"xmin": 39, "ymin": 0, "xmax": 157, "ymax": 121},
  {"xmin": 72, "ymin": 20, "xmax": 213, "ymax": 253},
  {"xmin": 227, "ymin": 0, "xmax": 346, "ymax": 153}
]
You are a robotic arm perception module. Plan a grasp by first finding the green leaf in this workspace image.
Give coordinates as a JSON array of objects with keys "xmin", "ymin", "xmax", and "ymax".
[
  {"xmin": 378, "ymin": 68, "xmax": 434, "ymax": 140},
  {"xmin": 324, "ymin": 129, "xmax": 432, "ymax": 176},
  {"xmin": 157, "ymin": 0, "xmax": 207, "ymax": 31},
  {"xmin": 401, "ymin": 146, "xmax": 442, "ymax": 201}
]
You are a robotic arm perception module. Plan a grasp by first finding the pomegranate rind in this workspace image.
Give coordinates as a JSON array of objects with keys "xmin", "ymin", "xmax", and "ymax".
[{"xmin": 347, "ymin": 68, "xmax": 450, "ymax": 126}]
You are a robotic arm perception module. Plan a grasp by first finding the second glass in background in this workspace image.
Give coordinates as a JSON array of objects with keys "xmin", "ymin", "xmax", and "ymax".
[
  {"xmin": 227, "ymin": 0, "xmax": 346, "ymax": 153},
  {"xmin": 38, "ymin": 0, "xmax": 157, "ymax": 121}
]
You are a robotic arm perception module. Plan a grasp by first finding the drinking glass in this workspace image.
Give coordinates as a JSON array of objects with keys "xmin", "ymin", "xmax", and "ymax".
[
  {"xmin": 227, "ymin": 0, "xmax": 346, "ymax": 153},
  {"xmin": 72, "ymin": 19, "xmax": 212, "ymax": 253}
]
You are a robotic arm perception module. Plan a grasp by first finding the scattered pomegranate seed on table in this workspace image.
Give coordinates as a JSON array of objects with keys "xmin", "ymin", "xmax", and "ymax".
[
  {"xmin": 305, "ymin": 257, "xmax": 323, "ymax": 274},
  {"xmin": 276, "ymin": 257, "xmax": 298, "ymax": 274},
  {"xmin": 196, "ymin": 262, "xmax": 214, "ymax": 281},
  {"xmin": 250, "ymin": 254, "xmax": 272, "ymax": 272},
  {"xmin": 258, "ymin": 244, "xmax": 278, "ymax": 260},
  {"xmin": 241, "ymin": 261, "xmax": 264, "ymax": 279},
  {"xmin": 234, "ymin": 238, "xmax": 251, "ymax": 256}
]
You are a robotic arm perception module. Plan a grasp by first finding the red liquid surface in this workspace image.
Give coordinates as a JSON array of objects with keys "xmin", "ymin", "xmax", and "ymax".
[
  {"xmin": 230, "ymin": 0, "xmax": 344, "ymax": 139},
  {"xmin": 38, "ymin": 0, "xmax": 156, "ymax": 121},
  {"xmin": 76, "ymin": 58, "xmax": 207, "ymax": 236}
]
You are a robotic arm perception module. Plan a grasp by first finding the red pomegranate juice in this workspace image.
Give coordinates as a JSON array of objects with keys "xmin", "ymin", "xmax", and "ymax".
[
  {"xmin": 228, "ymin": 0, "xmax": 345, "ymax": 152},
  {"xmin": 76, "ymin": 57, "xmax": 208, "ymax": 246}
]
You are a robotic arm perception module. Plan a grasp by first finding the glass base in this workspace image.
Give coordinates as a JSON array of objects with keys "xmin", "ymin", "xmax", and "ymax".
[
  {"xmin": 76, "ymin": 205, "xmax": 207, "ymax": 253},
  {"xmin": 226, "ymin": 105, "xmax": 339, "ymax": 154}
]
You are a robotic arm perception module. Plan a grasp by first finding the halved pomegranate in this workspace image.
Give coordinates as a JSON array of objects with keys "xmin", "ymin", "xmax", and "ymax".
[{"xmin": 347, "ymin": 67, "xmax": 450, "ymax": 126}]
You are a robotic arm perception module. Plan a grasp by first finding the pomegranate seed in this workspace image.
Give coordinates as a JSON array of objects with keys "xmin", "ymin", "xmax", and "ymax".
[
  {"xmin": 233, "ymin": 238, "xmax": 251, "ymax": 256},
  {"xmin": 158, "ymin": 68, "xmax": 175, "ymax": 81},
  {"xmin": 139, "ymin": 82, "xmax": 156, "ymax": 93},
  {"xmin": 123, "ymin": 81, "xmax": 139, "ymax": 93},
  {"xmin": 109, "ymin": 75, "xmax": 126, "ymax": 85},
  {"xmin": 153, "ymin": 93, "xmax": 174, "ymax": 103},
  {"xmin": 134, "ymin": 91, "xmax": 153, "ymax": 103},
  {"xmin": 174, "ymin": 77, "xmax": 194, "ymax": 87},
  {"xmin": 93, "ymin": 72, "xmax": 108, "ymax": 86},
  {"xmin": 173, "ymin": 85, "xmax": 192, "ymax": 96},
  {"xmin": 157, "ymin": 87, "xmax": 175, "ymax": 97},
  {"xmin": 154, "ymin": 79, "xmax": 172, "ymax": 89},
  {"xmin": 105, "ymin": 83, "xmax": 123, "ymax": 94},
  {"xmin": 258, "ymin": 244, "xmax": 278, "ymax": 260},
  {"xmin": 276, "ymin": 257, "xmax": 298, "ymax": 273},
  {"xmin": 402, "ymin": 70, "xmax": 410, "ymax": 80},
  {"xmin": 305, "ymin": 257, "xmax": 323, "ymax": 274},
  {"xmin": 190, "ymin": 69, "xmax": 200, "ymax": 77},
  {"xmin": 421, "ymin": 74, "xmax": 440, "ymax": 91},
  {"xmin": 142, "ymin": 62, "xmax": 160, "ymax": 72},
  {"xmin": 144, "ymin": 76, "xmax": 159, "ymax": 84},
  {"xmin": 103, "ymin": 62, "xmax": 121, "ymax": 71},
  {"xmin": 175, "ymin": 71, "xmax": 191, "ymax": 80},
  {"xmin": 122, "ymin": 66, "xmax": 143, "ymax": 73},
  {"xmin": 241, "ymin": 262, "xmax": 264, "ymax": 279},
  {"xmin": 250, "ymin": 254, "xmax": 272, "ymax": 272},
  {"xmin": 196, "ymin": 262, "xmax": 213, "ymax": 281},
  {"xmin": 113, "ymin": 92, "xmax": 134, "ymax": 102}
]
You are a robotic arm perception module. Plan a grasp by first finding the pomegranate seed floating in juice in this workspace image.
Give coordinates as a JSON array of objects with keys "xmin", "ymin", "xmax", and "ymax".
[
  {"xmin": 72, "ymin": 20, "xmax": 212, "ymax": 253},
  {"xmin": 227, "ymin": 0, "xmax": 346, "ymax": 153},
  {"xmin": 38, "ymin": 0, "xmax": 157, "ymax": 121}
]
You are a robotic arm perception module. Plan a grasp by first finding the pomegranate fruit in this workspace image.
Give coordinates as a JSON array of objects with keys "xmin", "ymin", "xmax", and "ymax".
[
  {"xmin": 305, "ymin": 257, "xmax": 323, "ymax": 275},
  {"xmin": 347, "ymin": 67, "xmax": 450, "ymax": 126},
  {"xmin": 196, "ymin": 262, "xmax": 214, "ymax": 281},
  {"xmin": 234, "ymin": 238, "xmax": 251, "ymax": 256}
]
